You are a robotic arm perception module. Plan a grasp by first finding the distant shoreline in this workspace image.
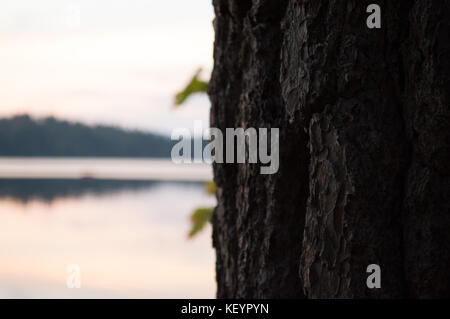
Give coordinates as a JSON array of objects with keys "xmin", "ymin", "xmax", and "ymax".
[{"xmin": 0, "ymin": 115, "xmax": 173, "ymax": 158}]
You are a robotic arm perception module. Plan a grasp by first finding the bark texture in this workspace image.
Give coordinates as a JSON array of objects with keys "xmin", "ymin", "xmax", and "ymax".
[{"xmin": 209, "ymin": 0, "xmax": 450, "ymax": 298}]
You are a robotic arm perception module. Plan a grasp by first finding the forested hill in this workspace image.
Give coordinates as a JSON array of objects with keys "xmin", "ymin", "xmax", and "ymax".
[{"xmin": 0, "ymin": 115, "xmax": 173, "ymax": 158}]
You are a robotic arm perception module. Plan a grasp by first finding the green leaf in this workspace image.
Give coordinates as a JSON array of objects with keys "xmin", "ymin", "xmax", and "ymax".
[
  {"xmin": 175, "ymin": 68, "xmax": 209, "ymax": 106},
  {"xmin": 188, "ymin": 207, "xmax": 213, "ymax": 238},
  {"xmin": 205, "ymin": 180, "xmax": 216, "ymax": 196}
]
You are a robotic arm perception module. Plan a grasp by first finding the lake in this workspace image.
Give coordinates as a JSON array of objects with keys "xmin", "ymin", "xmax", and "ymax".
[{"xmin": 0, "ymin": 158, "xmax": 216, "ymax": 298}]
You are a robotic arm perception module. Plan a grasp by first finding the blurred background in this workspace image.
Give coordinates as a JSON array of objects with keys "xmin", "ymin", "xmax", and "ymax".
[{"xmin": 0, "ymin": 0, "xmax": 216, "ymax": 298}]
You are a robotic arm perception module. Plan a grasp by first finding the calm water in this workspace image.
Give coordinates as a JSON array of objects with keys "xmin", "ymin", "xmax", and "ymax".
[
  {"xmin": 0, "ymin": 158, "xmax": 216, "ymax": 298},
  {"xmin": 0, "ymin": 157, "xmax": 213, "ymax": 181}
]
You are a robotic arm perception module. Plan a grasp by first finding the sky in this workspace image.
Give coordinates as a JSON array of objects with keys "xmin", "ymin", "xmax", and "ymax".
[{"xmin": 0, "ymin": 0, "xmax": 214, "ymax": 135}]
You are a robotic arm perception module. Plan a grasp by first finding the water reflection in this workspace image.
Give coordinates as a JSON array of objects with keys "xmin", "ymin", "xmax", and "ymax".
[
  {"xmin": 0, "ymin": 179, "xmax": 198, "ymax": 203},
  {"xmin": 0, "ymin": 179, "xmax": 216, "ymax": 298}
]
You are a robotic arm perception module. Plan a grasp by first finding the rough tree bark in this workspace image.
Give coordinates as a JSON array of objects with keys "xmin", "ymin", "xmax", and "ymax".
[{"xmin": 209, "ymin": 0, "xmax": 450, "ymax": 298}]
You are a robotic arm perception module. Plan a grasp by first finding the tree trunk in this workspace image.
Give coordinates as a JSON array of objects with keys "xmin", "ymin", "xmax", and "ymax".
[{"xmin": 209, "ymin": 0, "xmax": 450, "ymax": 298}]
